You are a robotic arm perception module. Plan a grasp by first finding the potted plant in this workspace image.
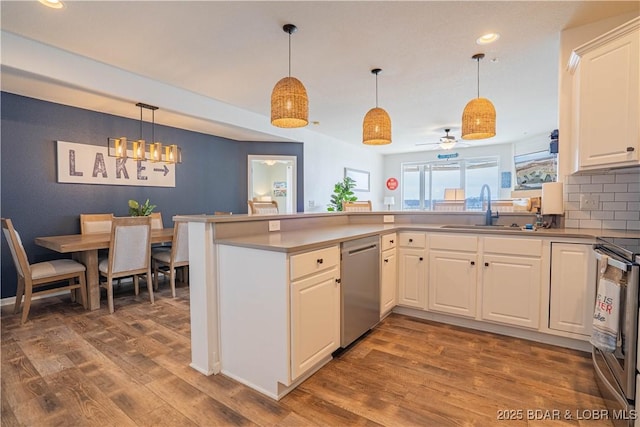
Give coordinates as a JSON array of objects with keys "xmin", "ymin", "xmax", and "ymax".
[
  {"xmin": 327, "ymin": 177, "xmax": 358, "ymax": 211},
  {"xmin": 128, "ymin": 199, "xmax": 156, "ymax": 216}
]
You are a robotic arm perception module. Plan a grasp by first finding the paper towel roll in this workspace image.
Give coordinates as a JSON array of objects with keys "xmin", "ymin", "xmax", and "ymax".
[{"xmin": 542, "ymin": 182, "xmax": 564, "ymax": 215}]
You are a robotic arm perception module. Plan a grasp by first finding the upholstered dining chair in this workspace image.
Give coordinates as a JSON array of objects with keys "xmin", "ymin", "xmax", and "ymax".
[
  {"xmin": 152, "ymin": 221, "xmax": 188, "ymax": 298},
  {"xmin": 342, "ymin": 200, "xmax": 372, "ymax": 212},
  {"xmin": 150, "ymin": 212, "xmax": 164, "ymax": 229},
  {"xmin": 98, "ymin": 216, "xmax": 153, "ymax": 313},
  {"xmin": 80, "ymin": 213, "xmax": 114, "ymax": 234},
  {"xmin": 2, "ymin": 218, "xmax": 87, "ymax": 324},
  {"xmin": 248, "ymin": 200, "xmax": 279, "ymax": 215}
]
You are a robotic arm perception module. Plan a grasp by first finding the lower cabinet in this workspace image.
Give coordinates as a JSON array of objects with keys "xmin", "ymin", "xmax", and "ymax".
[
  {"xmin": 291, "ymin": 266, "xmax": 341, "ymax": 379},
  {"xmin": 380, "ymin": 249, "xmax": 397, "ymax": 317},
  {"xmin": 428, "ymin": 234, "xmax": 478, "ymax": 318},
  {"xmin": 480, "ymin": 237, "xmax": 542, "ymax": 329},
  {"xmin": 217, "ymin": 243, "xmax": 340, "ymax": 399},
  {"xmin": 549, "ymin": 242, "xmax": 596, "ymax": 336},
  {"xmin": 397, "ymin": 232, "xmax": 427, "ymax": 309}
]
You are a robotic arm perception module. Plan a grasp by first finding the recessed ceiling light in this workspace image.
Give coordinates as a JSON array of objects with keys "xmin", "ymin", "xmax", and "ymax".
[
  {"xmin": 38, "ymin": 0, "xmax": 64, "ymax": 9},
  {"xmin": 476, "ymin": 33, "xmax": 500, "ymax": 45}
]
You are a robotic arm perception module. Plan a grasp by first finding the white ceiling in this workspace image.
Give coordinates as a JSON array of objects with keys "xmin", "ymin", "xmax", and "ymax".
[{"xmin": 1, "ymin": 0, "xmax": 638, "ymax": 154}]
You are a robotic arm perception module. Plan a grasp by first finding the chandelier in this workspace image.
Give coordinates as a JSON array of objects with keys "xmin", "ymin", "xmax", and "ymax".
[{"xmin": 108, "ymin": 102, "xmax": 181, "ymax": 164}]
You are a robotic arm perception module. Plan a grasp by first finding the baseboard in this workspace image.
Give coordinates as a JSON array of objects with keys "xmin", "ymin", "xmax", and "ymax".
[{"xmin": 0, "ymin": 290, "xmax": 69, "ymax": 307}]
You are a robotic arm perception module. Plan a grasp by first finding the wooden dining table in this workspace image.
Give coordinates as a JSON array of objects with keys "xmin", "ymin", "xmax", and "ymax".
[{"xmin": 35, "ymin": 228, "xmax": 174, "ymax": 310}]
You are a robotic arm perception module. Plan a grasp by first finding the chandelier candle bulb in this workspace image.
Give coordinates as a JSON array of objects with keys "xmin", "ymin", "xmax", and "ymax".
[
  {"xmin": 132, "ymin": 140, "xmax": 146, "ymax": 161},
  {"xmin": 114, "ymin": 137, "xmax": 127, "ymax": 159}
]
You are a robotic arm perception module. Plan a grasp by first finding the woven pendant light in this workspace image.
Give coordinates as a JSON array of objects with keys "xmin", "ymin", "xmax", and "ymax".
[
  {"xmin": 461, "ymin": 53, "xmax": 496, "ymax": 140},
  {"xmin": 271, "ymin": 24, "xmax": 308, "ymax": 128},
  {"xmin": 363, "ymin": 68, "xmax": 392, "ymax": 145}
]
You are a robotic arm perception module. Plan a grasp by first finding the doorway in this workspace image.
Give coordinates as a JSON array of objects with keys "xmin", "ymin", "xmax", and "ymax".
[{"xmin": 248, "ymin": 155, "xmax": 297, "ymax": 214}]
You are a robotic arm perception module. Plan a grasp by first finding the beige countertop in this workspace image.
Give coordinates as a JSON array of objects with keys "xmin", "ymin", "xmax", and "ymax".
[{"xmin": 213, "ymin": 223, "xmax": 640, "ymax": 253}]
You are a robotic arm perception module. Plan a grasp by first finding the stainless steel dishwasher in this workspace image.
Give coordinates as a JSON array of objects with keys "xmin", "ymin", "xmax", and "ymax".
[{"xmin": 340, "ymin": 236, "xmax": 380, "ymax": 348}]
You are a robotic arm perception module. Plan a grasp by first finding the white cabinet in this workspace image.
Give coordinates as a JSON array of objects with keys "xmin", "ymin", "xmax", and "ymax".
[
  {"xmin": 480, "ymin": 237, "xmax": 542, "ymax": 329},
  {"xmin": 380, "ymin": 233, "xmax": 397, "ymax": 317},
  {"xmin": 569, "ymin": 17, "xmax": 640, "ymax": 171},
  {"xmin": 549, "ymin": 243, "xmax": 597, "ymax": 336},
  {"xmin": 290, "ymin": 264, "xmax": 340, "ymax": 379},
  {"xmin": 397, "ymin": 232, "xmax": 427, "ymax": 309},
  {"xmin": 217, "ymin": 244, "xmax": 340, "ymax": 399},
  {"xmin": 289, "ymin": 246, "xmax": 341, "ymax": 380},
  {"xmin": 428, "ymin": 234, "xmax": 478, "ymax": 318}
]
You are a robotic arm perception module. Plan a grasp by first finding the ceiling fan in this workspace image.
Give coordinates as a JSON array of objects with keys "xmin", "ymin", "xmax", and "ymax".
[{"xmin": 416, "ymin": 129, "xmax": 469, "ymax": 150}]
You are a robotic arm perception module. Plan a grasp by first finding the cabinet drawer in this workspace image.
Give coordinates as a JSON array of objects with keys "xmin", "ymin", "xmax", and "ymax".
[
  {"xmin": 483, "ymin": 237, "xmax": 542, "ymax": 257},
  {"xmin": 290, "ymin": 246, "xmax": 339, "ymax": 281},
  {"xmin": 430, "ymin": 233, "xmax": 478, "ymax": 252},
  {"xmin": 381, "ymin": 233, "xmax": 397, "ymax": 251},
  {"xmin": 399, "ymin": 232, "xmax": 426, "ymax": 248}
]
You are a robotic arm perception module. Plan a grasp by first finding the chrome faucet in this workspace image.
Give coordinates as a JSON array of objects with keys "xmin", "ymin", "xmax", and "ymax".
[{"xmin": 479, "ymin": 184, "xmax": 499, "ymax": 225}]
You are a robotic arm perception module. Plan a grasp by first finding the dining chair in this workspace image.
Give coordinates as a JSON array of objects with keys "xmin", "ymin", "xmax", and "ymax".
[
  {"xmin": 342, "ymin": 201, "xmax": 372, "ymax": 212},
  {"xmin": 80, "ymin": 213, "xmax": 114, "ymax": 234},
  {"xmin": 81, "ymin": 213, "xmax": 121, "ymax": 287},
  {"xmin": 248, "ymin": 200, "xmax": 279, "ymax": 215},
  {"xmin": 98, "ymin": 216, "xmax": 153, "ymax": 313},
  {"xmin": 152, "ymin": 221, "xmax": 188, "ymax": 298},
  {"xmin": 150, "ymin": 212, "xmax": 164, "ymax": 229},
  {"xmin": 2, "ymin": 218, "xmax": 87, "ymax": 324}
]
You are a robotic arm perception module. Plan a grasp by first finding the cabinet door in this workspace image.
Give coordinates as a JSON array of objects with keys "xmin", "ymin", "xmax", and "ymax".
[
  {"xmin": 481, "ymin": 254, "xmax": 541, "ymax": 329},
  {"xmin": 397, "ymin": 248, "xmax": 426, "ymax": 309},
  {"xmin": 549, "ymin": 243, "xmax": 596, "ymax": 336},
  {"xmin": 380, "ymin": 250, "xmax": 397, "ymax": 317},
  {"xmin": 428, "ymin": 250, "xmax": 477, "ymax": 318},
  {"xmin": 575, "ymin": 26, "xmax": 639, "ymax": 169},
  {"xmin": 290, "ymin": 267, "xmax": 340, "ymax": 380}
]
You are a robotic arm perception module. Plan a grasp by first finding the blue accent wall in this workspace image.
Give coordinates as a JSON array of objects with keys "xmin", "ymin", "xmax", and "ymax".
[{"xmin": 1, "ymin": 92, "xmax": 303, "ymax": 298}]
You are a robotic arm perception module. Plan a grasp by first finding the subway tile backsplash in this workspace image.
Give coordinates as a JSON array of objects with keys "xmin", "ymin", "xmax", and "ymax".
[{"xmin": 564, "ymin": 168, "xmax": 640, "ymax": 230}]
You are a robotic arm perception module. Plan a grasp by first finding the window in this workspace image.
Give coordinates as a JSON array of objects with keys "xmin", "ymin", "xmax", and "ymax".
[{"xmin": 401, "ymin": 157, "xmax": 499, "ymax": 211}]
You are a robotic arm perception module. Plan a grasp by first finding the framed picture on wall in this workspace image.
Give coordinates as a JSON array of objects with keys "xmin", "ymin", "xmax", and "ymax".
[
  {"xmin": 344, "ymin": 167, "xmax": 370, "ymax": 192},
  {"xmin": 273, "ymin": 181, "xmax": 287, "ymax": 197},
  {"xmin": 513, "ymin": 151, "xmax": 557, "ymax": 190}
]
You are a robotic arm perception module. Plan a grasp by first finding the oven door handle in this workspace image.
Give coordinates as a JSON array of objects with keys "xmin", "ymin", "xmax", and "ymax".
[{"xmin": 594, "ymin": 248, "xmax": 632, "ymax": 272}]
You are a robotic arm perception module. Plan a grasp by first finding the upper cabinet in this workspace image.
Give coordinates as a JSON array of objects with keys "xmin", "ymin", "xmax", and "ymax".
[{"xmin": 568, "ymin": 17, "xmax": 639, "ymax": 172}]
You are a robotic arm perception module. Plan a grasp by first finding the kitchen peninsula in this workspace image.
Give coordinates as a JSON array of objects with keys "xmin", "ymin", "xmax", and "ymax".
[{"xmin": 175, "ymin": 211, "xmax": 640, "ymax": 400}]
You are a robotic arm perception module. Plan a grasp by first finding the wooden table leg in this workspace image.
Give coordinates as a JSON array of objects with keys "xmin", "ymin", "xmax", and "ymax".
[{"xmin": 73, "ymin": 250, "xmax": 100, "ymax": 310}]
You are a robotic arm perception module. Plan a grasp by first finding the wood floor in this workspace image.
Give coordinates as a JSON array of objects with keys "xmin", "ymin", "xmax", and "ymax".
[{"xmin": 2, "ymin": 282, "xmax": 613, "ymax": 426}]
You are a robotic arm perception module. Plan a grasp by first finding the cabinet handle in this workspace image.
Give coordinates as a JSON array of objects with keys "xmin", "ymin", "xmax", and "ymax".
[
  {"xmin": 419, "ymin": 257, "xmax": 423, "ymax": 261},
  {"xmin": 384, "ymin": 258, "xmax": 389, "ymax": 263},
  {"xmin": 335, "ymin": 278, "xmax": 341, "ymax": 284},
  {"xmin": 409, "ymin": 238, "xmax": 413, "ymax": 243},
  {"xmin": 390, "ymin": 240, "xmax": 394, "ymax": 244},
  {"xmin": 484, "ymin": 262, "xmax": 489, "ymax": 267},
  {"xmin": 627, "ymin": 146, "xmax": 635, "ymax": 152},
  {"xmin": 317, "ymin": 258, "xmax": 324, "ymax": 264},
  {"xmin": 470, "ymin": 261, "xmax": 475, "ymax": 266}
]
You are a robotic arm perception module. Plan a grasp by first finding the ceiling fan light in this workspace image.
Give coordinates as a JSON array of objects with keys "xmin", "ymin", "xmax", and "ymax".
[
  {"xmin": 439, "ymin": 141, "xmax": 457, "ymax": 150},
  {"xmin": 271, "ymin": 76, "xmax": 309, "ymax": 128},
  {"xmin": 461, "ymin": 97, "xmax": 496, "ymax": 140},
  {"xmin": 363, "ymin": 107, "xmax": 392, "ymax": 145}
]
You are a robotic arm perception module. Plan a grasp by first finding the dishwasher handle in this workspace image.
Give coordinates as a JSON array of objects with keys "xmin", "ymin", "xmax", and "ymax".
[{"xmin": 346, "ymin": 244, "xmax": 378, "ymax": 256}]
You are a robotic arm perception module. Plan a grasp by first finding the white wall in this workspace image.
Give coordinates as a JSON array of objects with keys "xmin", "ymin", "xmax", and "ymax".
[{"xmin": 303, "ymin": 132, "xmax": 384, "ymax": 212}]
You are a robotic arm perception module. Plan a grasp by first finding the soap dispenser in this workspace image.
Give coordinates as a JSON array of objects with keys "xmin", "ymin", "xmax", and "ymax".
[{"xmin": 535, "ymin": 208, "xmax": 543, "ymax": 228}]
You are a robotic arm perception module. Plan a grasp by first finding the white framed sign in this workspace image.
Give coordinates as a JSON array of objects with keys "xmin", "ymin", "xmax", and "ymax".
[{"xmin": 56, "ymin": 141, "xmax": 175, "ymax": 187}]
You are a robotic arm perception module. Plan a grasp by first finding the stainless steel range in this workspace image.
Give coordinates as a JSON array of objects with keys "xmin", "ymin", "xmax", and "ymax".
[{"xmin": 592, "ymin": 237, "xmax": 640, "ymax": 427}]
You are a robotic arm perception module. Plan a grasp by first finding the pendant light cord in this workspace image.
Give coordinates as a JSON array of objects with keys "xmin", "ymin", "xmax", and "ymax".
[
  {"xmin": 375, "ymin": 73, "xmax": 379, "ymax": 107},
  {"xmin": 152, "ymin": 109, "xmax": 155, "ymax": 143},
  {"xmin": 139, "ymin": 105, "xmax": 143, "ymax": 140},
  {"xmin": 288, "ymin": 32, "xmax": 292, "ymax": 77},
  {"xmin": 476, "ymin": 57, "xmax": 480, "ymax": 99}
]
